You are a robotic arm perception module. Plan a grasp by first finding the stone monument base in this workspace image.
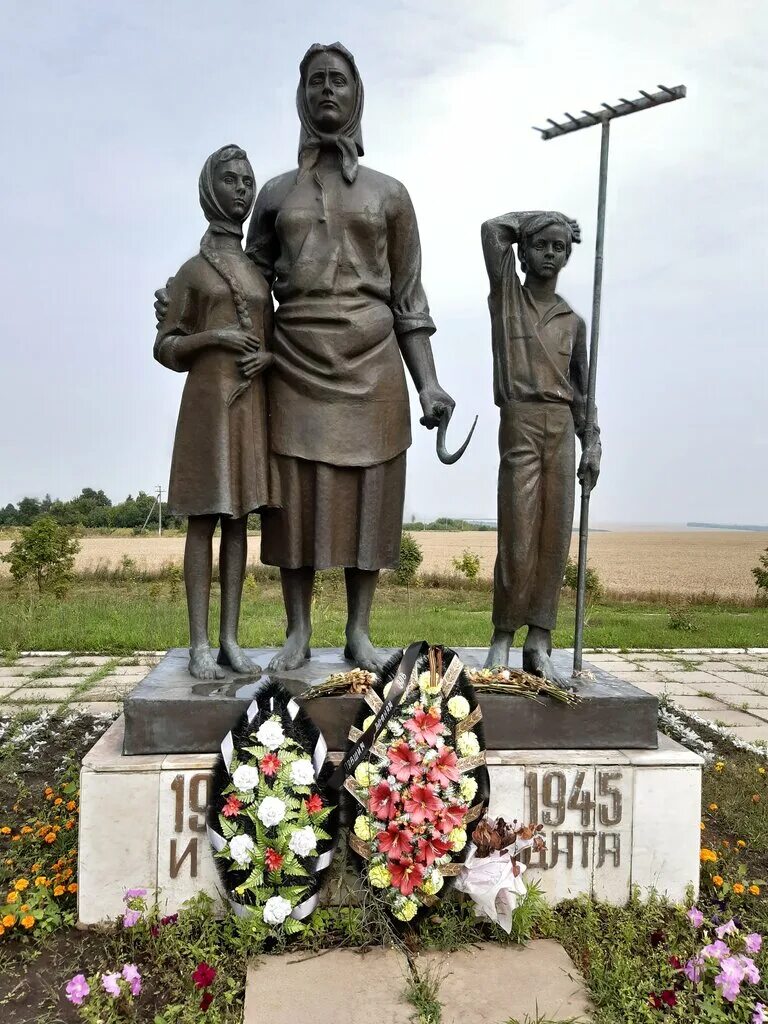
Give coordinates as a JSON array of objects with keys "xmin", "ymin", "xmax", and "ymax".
[
  {"xmin": 123, "ymin": 647, "xmax": 659, "ymax": 754},
  {"xmin": 78, "ymin": 716, "xmax": 701, "ymax": 926}
]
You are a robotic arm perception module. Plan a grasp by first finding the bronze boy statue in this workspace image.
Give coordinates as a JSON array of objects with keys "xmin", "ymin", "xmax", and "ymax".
[{"xmin": 481, "ymin": 212, "xmax": 602, "ymax": 685}]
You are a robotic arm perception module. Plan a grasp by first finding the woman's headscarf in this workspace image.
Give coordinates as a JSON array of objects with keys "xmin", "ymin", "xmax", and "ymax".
[
  {"xmin": 296, "ymin": 42, "xmax": 364, "ymax": 185},
  {"xmin": 198, "ymin": 144, "xmax": 254, "ymax": 239}
]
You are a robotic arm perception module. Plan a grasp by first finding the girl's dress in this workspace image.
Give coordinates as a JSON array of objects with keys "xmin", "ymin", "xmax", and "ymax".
[{"xmin": 154, "ymin": 250, "xmax": 278, "ymax": 518}]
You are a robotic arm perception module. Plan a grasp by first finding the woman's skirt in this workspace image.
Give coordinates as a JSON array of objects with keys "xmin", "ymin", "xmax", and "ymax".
[{"xmin": 260, "ymin": 452, "xmax": 406, "ymax": 571}]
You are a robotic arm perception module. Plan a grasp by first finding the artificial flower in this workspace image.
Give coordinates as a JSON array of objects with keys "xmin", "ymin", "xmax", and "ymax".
[
  {"xmin": 102, "ymin": 972, "xmax": 122, "ymax": 998},
  {"xmin": 434, "ymin": 804, "xmax": 467, "ymax": 835},
  {"xmin": 447, "ymin": 695, "xmax": 470, "ymax": 720},
  {"xmin": 222, "ymin": 795, "xmax": 242, "ymax": 818},
  {"xmin": 262, "ymin": 895, "xmax": 293, "ymax": 926},
  {"xmin": 260, "ymin": 753, "xmax": 281, "ymax": 777},
  {"xmin": 121, "ymin": 964, "xmax": 142, "ymax": 997},
  {"xmin": 687, "ymin": 907, "xmax": 704, "ymax": 927},
  {"xmin": 457, "ymin": 732, "xmax": 480, "ymax": 757},
  {"xmin": 404, "ymin": 783, "xmax": 443, "ymax": 825},
  {"xmin": 378, "ymin": 822, "xmax": 415, "ymax": 860},
  {"xmin": 362, "ymin": 715, "xmax": 375, "ymax": 732},
  {"xmin": 256, "ymin": 719, "xmax": 285, "ymax": 750},
  {"xmin": 388, "ymin": 742, "xmax": 422, "ymax": 783},
  {"xmin": 257, "ymin": 797, "xmax": 286, "ymax": 828},
  {"xmin": 289, "ymin": 826, "xmax": 317, "ymax": 858},
  {"xmin": 305, "ymin": 793, "xmax": 323, "ymax": 814},
  {"xmin": 416, "ymin": 834, "xmax": 452, "ymax": 866},
  {"xmin": 404, "ymin": 707, "xmax": 446, "ymax": 747},
  {"xmin": 369, "ymin": 781, "xmax": 400, "ymax": 821},
  {"xmin": 448, "ymin": 827, "xmax": 468, "ymax": 852},
  {"xmin": 354, "ymin": 762, "xmax": 377, "ymax": 787},
  {"xmin": 417, "ymin": 670, "xmax": 442, "ymax": 695},
  {"xmin": 229, "ymin": 833, "xmax": 255, "ymax": 867},
  {"xmin": 192, "ymin": 962, "xmax": 217, "ymax": 989},
  {"xmin": 421, "ymin": 867, "xmax": 444, "ymax": 896},
  {"xmin": 428, "ymin": 747, "xmax": 460, "ymax": 787},
  {"xmin": 354, "ymin": 816, "xmax": 376, "ymax": 841},
  {"xmin": 368, "ymin": 863, "xmax": 392, "ymax": 888},
  {"xmin": 65, "ymin": 974, "xmax": 90, "ymax": 1006},
  {"xmin": 232, "ymin": 764, "xmax": 260, "ymax": 791},
  {"xmin": 264, "ymin": 848, "xmax": 284, "ymax": 872},
  {"xmin": 388, "ymin": 859, "xmax": 425, "ymax": 897},
  {"xmin": 290, "ymin": 759, "xmax": 315, "ymax": 786},
  {"xmin": 393, "ymin": 897, "xmax": 418, "ymax": 921}
]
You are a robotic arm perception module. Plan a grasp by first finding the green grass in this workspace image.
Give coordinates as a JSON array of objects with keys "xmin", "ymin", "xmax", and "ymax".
[{"xmin": 0, "ymin": 578, "xmax": 766, "ymax": 653}]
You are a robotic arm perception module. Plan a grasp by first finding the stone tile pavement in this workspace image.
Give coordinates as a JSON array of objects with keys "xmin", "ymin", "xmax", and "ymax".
[{"xmin": 2, "ymin": 648, "xmax": 768, "ymax": 746}]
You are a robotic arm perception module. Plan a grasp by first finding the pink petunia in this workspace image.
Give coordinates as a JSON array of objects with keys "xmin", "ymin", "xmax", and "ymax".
[
  {"xmin": 101, "ymin": 972, "xmax": 122, "ymax": 998},
  {"xmin": 687, "ymin": 907, "xmax": 704, "ymax": 928},
  {"xmin": 368, "ymin": 781, "xmax": 400, "ymax": 821},
  {"xmin": 65, "ymin": 975, "xmax": 90, "ymax": 1006},
  {"xmin": 122, "ymin": 909, "xmax": 142, "ymax": 929},
  {"xmin": 121, "ymin": 964, "xmax": 142, "ymax": 997},
  {"xmin": 427, "ymin": 747, "xmax": 460, "ymax": 788},
  {"xmin": 387, "ymin": 742, "xmax": 422, "ymax": 783},
  {"xmin": 404, "ymin": 707, "xmax": 446, "ymax": 747},
  {"xmin": 746, "ymin": 933, "xmax": 763, "ymax": 954},
  {"xmin": 123, "ymin": 888, "xmax": 147, "ymax": 902},
  {"xmin": 404, "ymin": 783, "xmax": 444, "ymax": 825},
  {"xmin": 754, "ymin": 1002, "xmax": 767, "ymax": 1024},
  {"xmin": 684, "ymin": 956, "xmax": 704, "ymax": 983},
  {"xmin": 716, "ymin": 919, "xmax": 738, "ymax": 940},
  {"xmin": 701, "ymin": 940, "xmax": 730, "ymax": 961}
]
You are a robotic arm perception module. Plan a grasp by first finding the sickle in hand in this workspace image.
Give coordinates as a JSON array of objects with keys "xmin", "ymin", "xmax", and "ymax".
[{"xmin": 436, "ymin": 408, "xmax": 478, "ymax": 465}]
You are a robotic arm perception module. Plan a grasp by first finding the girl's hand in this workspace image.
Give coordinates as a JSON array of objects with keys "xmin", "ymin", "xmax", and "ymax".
[
  {"xmin": 216, "ymin": 327, "xmax": 262, "ymax": 354},
  {"xmin": 238, "ymin": 351, "xmax": 274, "ymax": 379}
]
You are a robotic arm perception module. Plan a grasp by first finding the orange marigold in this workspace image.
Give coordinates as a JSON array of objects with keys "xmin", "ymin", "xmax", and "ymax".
[
  {"xmin": 20, "ymin": 904, "xmax": 29, "ymax": 913},
  {"xmin": 44, "ymin": 787, "xmax": 53, "ymax": 796},
  {"xmin": 67, "ymin": 883, "xmax": 78, "ymax": 894},
  {"xmin": 712, "ymin": 875, "xmax": 724, "ymax": 887},
  {"xmin": 2, "ymin": 915, "xmax": 16, "ymax": 928},
  {"xmin": 749, "ymin": 885, "xmax": 761, "ymax": 895},
  {"xmin": 6, "ymin": 892, "xmax": 18, "ymax": 904},
  {"xmin": 20, "ymin": 826, "xmax": 32, "ymax": 835},
  {"xmin": 34, "ymin": 877, "xmax": 47, "ymax": 887},
  {"xmin": 737, "ymin": 840, "xmax": 747, "ymax": 849},
  {"xmin": 53, "ymin": 885, "xmax": 65, "ymax": 897},
  {"xmin": 44, "ymin": 833, "xmax": 56, "ymax": 845},
  {"xmin": 53, "ymin": 798, "xmax": 62, "ymax": 806},
  {"xmin": 14, "ymin": 879, "xmax": 29, "ymax": 892},
  {"xmin": 753, "ymin": 795, "xmax": 761, "ymax": 804},
  {"xmin": 11, "ymin": 836, "xmax": 20, "ymax": 842},
  {"xmin": 66, "ymin": 801, "xmax": 76, "ymax": 811},
  {"xmin": 733, "ymin": 883, "xmax": 745, "ymax": 895},
  {"xmin": 0, "ymin": 827, "xmax": 10, "ymax": 835},
  {"xmin": 30, "ymin": 863, "xmax": 41, "ymax": 873},
  {"xmin": 0, "ymin": 925, "xmax": 4, "ymax": 936},
  {"xmin": 20, "ymin": 915, "xmax": 34, "ymax": 930},
  {"xmin": 700, "ymin": 848, "xmax": 718, "ymax": 863}
]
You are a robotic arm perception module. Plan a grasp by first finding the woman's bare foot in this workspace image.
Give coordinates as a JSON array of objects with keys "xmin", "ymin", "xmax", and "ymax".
[
  {"xmin": 523, "ymin": 626, "xmax": 574, "ymax": 688},
  {"xmin": 189, "ymin": 646, "xmax": 225, "ymax": 680},
  {"xmin": 344, "ymin": 629, "xmax": 387, "ymax": 673},
  {"xmin": 267, "ymin": 631, "xmax": 311, "ymax": 672},
  {"xmin": 217, "ymin": 640, "xmax": 261, "ymax": 675},
  {"xmin": 483, "ymin": 629, "xmax": 514, "ymax": 669}
]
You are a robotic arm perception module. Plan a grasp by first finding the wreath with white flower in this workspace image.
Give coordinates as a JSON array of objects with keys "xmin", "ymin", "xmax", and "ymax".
[
  {"xmin": 344, "ymin": 644, "xmax": 489, "ymax": 922},
  {"xmin": 207, "ymin": 681, "xmax": 337, "ymax": 932}
]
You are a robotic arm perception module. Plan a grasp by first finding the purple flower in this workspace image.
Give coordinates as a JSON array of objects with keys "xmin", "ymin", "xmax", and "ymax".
[
  {"xmin": 715, "ymin": 956, "xmax": 747, "ymax": 1003},
  {"xmin": 746, "ymin": 933, "xmax": 763, "ymax": 954},
  {"xmin": 122, "ymin": 908, "xmax": 142, "ymax": 928},
  {"xmin": 121, "ymin": 964, "xmax": 142, "ymax": 997},
  {"xmin": 754, "ymin": 1002, "xmax": 767, "ymax": 1024},
  {"xmin": 687, "ymin": 907, "xmax": 704, "ymax": 928},
  {"xmin": 684, "ymin": 956, "xmax": 704, "ymax": 983},
  {"xmin": 702, "ymin": 940, "xmax": 731, "ymax": 961},
  {"xmin": 739, "ymin": 955, "xmax": 760, "ymax": 985},
  {"xmin": 65, "ymin": 974, "xmax": 90, "ymax": 1006},
  {"xmin": 101, "ymin": 972, "xmax": 122, "ymax": 998},
  {"xmin": 123, "ymin": 888, "xmax": 147, "ymax": 902},
  {"xmin": 717, "ymin": 919, "xmax": 739, "ymax": 940}
]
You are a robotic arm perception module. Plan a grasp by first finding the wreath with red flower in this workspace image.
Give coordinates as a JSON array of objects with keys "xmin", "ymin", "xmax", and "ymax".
[{"xmin": 344, "ymin": 644, "xmax": 489, "ymax": 921}]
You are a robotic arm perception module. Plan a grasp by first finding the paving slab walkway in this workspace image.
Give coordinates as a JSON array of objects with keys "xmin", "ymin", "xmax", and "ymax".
[
  {"xmin": 1, "ymin": 648, "xmax": 768, "ymax": 747},
  {"xmin": 243, "ymin": 941, "xmax": 592, "ymax": 1024}
]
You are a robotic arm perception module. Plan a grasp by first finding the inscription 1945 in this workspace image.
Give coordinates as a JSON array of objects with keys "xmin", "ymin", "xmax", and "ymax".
[
  {"xmin": 523, "ymin": 770, "xmax": 625, "ymax": 871},
  {"xmin": 168, "ymin": 773, "xmax": 209, "ymax": 879}
]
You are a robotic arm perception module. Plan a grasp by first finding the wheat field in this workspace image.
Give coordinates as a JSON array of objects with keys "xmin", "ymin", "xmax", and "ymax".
[{"xmin": 1, "ymin": 529, "xmax": 764, "ymax": 599}]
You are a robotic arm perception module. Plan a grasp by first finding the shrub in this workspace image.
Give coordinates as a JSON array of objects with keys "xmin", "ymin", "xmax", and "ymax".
[
  {"xmin": 668, "ymin": 605, "xmax": 699, "ymax": 632},
  {"xmin": 563, "ymin": 555, "xmax": 603, "ymax": 599},
  {"xmin": 0, "ymin": 517, "xmax": 80, "ymax": 595},
  {"xmin": 395, "ymin": 532, "xmax": 423, "ymax": 586},
  {"xmin": 753, "ymin": 547, "xmax": 768, "ymax": 596},
  {"xmin": 452, "ymin": 549, "xmax": 481, "ymax": 580}
]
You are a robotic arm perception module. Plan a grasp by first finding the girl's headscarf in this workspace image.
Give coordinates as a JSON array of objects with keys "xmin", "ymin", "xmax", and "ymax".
[
  {"xmin": 296, "ymin": 42, "xmax": 364, "ymax": 185},
  {"xmin": 198, "ymin": 144, "xmax": 253, "ymax": 239}
]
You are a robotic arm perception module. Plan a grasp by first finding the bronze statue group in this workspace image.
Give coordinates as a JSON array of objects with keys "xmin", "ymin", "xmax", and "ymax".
[{"xmin": 154, "ymin": 41, "xmax": 601, "ymax": 688}]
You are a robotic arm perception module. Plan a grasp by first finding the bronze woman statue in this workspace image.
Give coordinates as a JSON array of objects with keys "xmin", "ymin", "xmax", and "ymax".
[
  {"xmin": 245, "ymin": 42, "xmax": 454, "ymax": 672},
  {"xmin": 154, "ymin": 145, "xmax": 277, "ymax": 681}
]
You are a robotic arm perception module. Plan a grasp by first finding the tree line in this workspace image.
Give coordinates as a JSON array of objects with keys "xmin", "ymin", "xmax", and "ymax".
[{"xmin": 0, "ymin": 489, "xmax": 183, "ymax": 530}]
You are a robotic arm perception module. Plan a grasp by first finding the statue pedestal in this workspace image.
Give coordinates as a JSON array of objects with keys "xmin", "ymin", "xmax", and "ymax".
[
  {"xmin": 123, "ymin": 647, "xmax": 659, "ymax": 754},
  {"xmin": 78, "ymin": 716, "xmax": 702, "ymax": 926}
]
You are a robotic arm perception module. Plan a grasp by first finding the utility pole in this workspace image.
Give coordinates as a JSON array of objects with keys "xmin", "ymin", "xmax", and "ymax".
[
  {"xmin": 156, "ymin": 485, "xmax": 163, "ymax": 536},
  {"xmin": 533, "ymin": 84, "xmax": 687, "ymax": 675}
]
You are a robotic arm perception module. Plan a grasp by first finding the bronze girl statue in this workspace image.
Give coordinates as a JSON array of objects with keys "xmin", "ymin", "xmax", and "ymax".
[{"xmin": 154, "ymin": 145, "xmax": 277, "ymax": 680}]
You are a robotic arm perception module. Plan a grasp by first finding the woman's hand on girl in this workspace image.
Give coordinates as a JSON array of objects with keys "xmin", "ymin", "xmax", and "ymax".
[
  {"xmin": 237, "ymin": 351, "xmax": 274, "ymax": 379},
  {"xmin": 216, "ymin": 327, "xmax": 262, "ymax": 354}
]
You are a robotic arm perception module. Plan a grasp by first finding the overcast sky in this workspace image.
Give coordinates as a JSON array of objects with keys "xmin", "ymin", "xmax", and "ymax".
[{"xmin": 1, "ymin": 0, "xmax": 765, "ymax": 525}]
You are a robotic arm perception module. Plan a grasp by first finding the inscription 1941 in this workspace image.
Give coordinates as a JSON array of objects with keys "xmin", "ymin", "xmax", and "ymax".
[
  {"xmin": 169, "ymin": 773, "xmax": 209, "ymax": 879},
  {"xmin": 523, "ymin": 770, "xmax": 625, "ymax": 871}
]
